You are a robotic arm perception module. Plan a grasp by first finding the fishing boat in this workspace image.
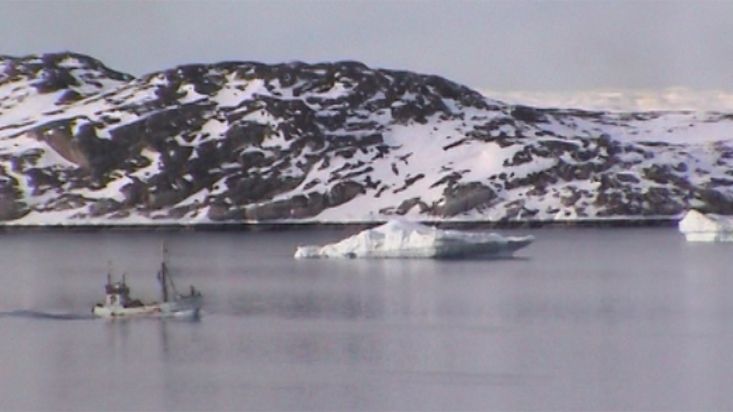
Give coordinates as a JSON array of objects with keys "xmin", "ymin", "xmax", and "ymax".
[{"xmin": 92, "ymin": 246, "xmax": 202, "ymax": 319}]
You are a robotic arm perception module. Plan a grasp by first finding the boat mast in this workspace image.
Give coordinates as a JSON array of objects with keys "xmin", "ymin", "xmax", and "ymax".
[
  {"xmin": 158, "ymin": 243, "xmax": 169, "ymax": 302},
  {"xmin": 157, "ymin": 242, "xmax": 179, "ymax": 302}
]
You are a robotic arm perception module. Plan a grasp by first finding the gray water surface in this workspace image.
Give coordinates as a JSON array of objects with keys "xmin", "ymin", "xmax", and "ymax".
[{"xmin": 1, "ymin": 226, "xmax": 732, "ymax": 411}]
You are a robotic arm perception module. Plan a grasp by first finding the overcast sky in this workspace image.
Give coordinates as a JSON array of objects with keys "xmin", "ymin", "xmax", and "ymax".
[{"xmin": 2, "ymin": 0, "xmax": 733, "ymax": 93}]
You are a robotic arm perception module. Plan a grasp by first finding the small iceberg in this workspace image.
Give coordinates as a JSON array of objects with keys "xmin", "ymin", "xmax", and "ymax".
[
  {"xmin": 678, "ymin": 209, "xmax": 733, "ymax": 242},
  {"xmin": 294, "ymin": 220, "xmax": 534, "ymax": 259}
]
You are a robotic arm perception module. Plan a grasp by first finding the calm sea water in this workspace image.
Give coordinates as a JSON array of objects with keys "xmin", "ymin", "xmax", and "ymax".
[{"xmin": 1, "ymin": 226, "xmax": 733, "ymax": 411}]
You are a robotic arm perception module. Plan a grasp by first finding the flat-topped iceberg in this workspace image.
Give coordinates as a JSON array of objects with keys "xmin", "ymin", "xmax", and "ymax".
[
  {"xmin": 678, "ymin": 209, "xmax": 733, "ymax": 241},
  {"xmin": 294, "ymin": 220, "xmax": 534, "ymax": 259}
]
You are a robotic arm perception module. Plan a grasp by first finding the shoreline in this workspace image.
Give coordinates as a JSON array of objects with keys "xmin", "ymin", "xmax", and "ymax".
[{"xmin": 0, "ymin": 218, "xmax": 680, "ymax": 232}]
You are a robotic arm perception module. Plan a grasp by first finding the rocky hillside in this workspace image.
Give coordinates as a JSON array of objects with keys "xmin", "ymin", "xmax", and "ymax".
[{"xmin": 1, "ymin": 52, "xmax": 733, "ymax": 225}]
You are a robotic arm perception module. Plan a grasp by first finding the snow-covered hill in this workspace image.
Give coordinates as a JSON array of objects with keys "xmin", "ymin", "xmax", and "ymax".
[{"xmin": 1, "ymin": 52, "xmax": 733, "ymax": 225}]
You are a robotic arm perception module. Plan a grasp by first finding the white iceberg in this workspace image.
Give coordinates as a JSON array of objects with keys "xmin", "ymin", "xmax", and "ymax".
[
  {"xmin": 294, "ymin": 220, "xmax": 534, "ymax": 259},
  {"xmin": 678, "ymin": 209, "xmax": 733, "ymax": 241}
]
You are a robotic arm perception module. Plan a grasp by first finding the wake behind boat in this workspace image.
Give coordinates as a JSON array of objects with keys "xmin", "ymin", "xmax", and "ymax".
[{"xmin": 92, "ymin": 246, "xmax": 202, "ymax": 319}]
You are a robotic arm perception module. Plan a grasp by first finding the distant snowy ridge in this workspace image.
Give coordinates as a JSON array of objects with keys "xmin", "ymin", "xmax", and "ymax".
[
  {"xmin": 484, "ymin": 88, "xmax": 733, "ymax": 112},
  {"xmin": 1, "ymin": 52, "xmax": 733, "ymax": 225}
]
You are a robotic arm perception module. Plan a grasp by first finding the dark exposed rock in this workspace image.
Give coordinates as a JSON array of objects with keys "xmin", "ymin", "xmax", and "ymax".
[
  {"xmin": 0, "ymin": 175, "xmax": 28, "ymax": 221},
  {"xmin": 697, "ymin": 189, "xmax": 733, "ymax": 214},
  {"xmin": 560, "ymin": 188, "xmax": 582, "ymax": 207},
  {"xmin": 89, "ymin": 198, "xmax": 121, "ymax": 216},
  {"xmin": 393, "ymin": 173, "xmax": 425, "ymax": 193},
  {"xmin": 395, "ymin": 197, "xmax": 429, "ymax": 215},
  {"xmin": 327, "ymin": 181, "xmax": 364, "ymax": 207},
  {"xmin": 207, "ymin": 202, "xmax": 241, "ymax": 221},
  {"xmin": 291, "ymin": 192, "xmax": 327, "ymax": 218},
  {"xmin": 244, "ymin": 199, "xmax": 292, "ymax": 221},
  {"xmin": 643, "ymin": 187, "xmax": 683, "ymax": 215},
  {"xmin": 438, "ymin": 182, "xmax": 496, "ymax": 217},
  {"xmin": 56, "ymin": 89, "xmax": 83, "ymax": 105},
  {"xmin": 248, "ymin": 191, "xmax": 326, "ymax": 220},
  {"xmin": 616, "ymin": 173, "xmax": 640, "ymax": 184},
  {"xmin": 511, "ymin": 105, "xmax": 546, "ymax": 123},
  {"xmin": 120, "ymin": 178, "xmax": 148, "ymax": 206},
  {"xmin": 502, "ymin": 199, "xmax": 539, "ymax": 220},
  {"xmin": 147, "ymin": 189, "xmax": 186, "ymax": 210}
]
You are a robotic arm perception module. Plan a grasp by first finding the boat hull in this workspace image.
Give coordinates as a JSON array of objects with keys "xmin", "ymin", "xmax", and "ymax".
[{"xmin": 92, "ymin": 297, "xmax": 202, "ymax": 319}]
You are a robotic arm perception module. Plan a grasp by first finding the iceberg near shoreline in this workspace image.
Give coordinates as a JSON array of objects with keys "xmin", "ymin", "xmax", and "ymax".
[
  {"xmin": 678, "ymin": 210, "xmax": 733, "ymax": 242},
  {"xmin": 294, "ymin": 220, "xmax": 534, "ymax": 259}
]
